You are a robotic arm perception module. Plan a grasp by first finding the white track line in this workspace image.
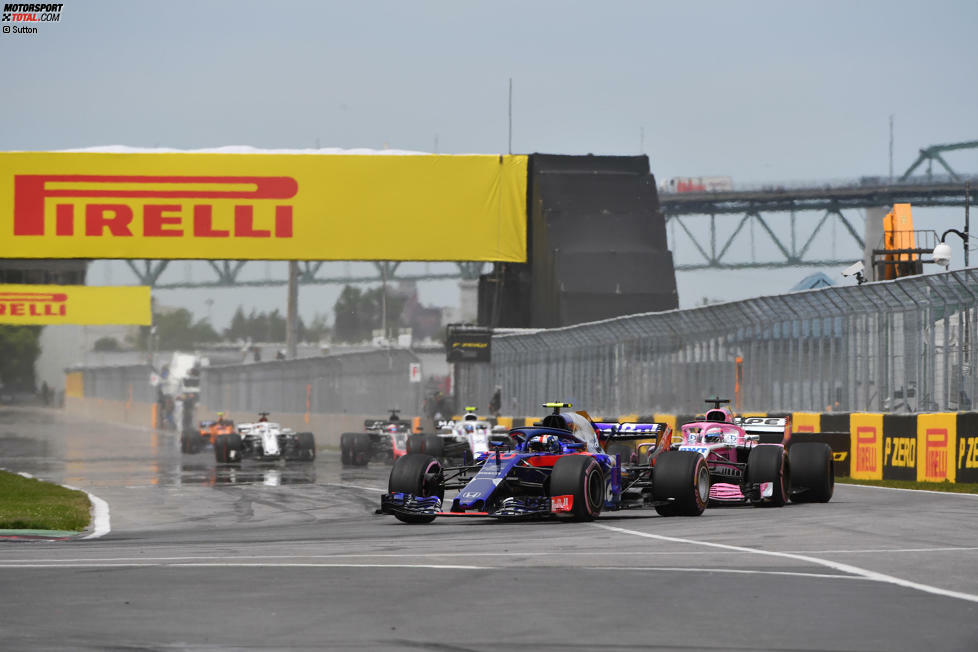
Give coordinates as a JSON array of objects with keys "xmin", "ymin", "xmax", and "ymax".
[
  {"xmin": 591, "ymin": 523, "xmax": 978, "ymax": 604},
  {"xmin": 838, "ymin": 482, "xmax": 978, "ymax": 497},
  {"xmin": 592, "ymin": 566, "xmax": 866, "ymax": 581},
  {"xmin": 3, "ymin": 470, "xmax": 111, "ymax": 539},
  {"xmin": 321, "ymin": 482, "xmax": 386, "ymax": 493},
  {"xmin": 7, "ymin": 546, "xmax": 976, "ymax": 564},
  {"xmin": 0, "ymin": 562, "xmax": 490, "ymax": 570}
]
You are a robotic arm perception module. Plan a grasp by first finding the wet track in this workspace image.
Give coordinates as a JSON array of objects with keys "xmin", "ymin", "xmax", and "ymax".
[{"xmin": 1, "ymin": 407, "xmax": 977, "ymax": 651}]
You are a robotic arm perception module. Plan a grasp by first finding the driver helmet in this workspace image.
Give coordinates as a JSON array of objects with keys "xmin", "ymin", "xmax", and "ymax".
[
  {"xmin": 527, "ymin": 434, "xmax": 560, "ymax": 453},
  {"xmin": 385, "ymin": 424, "xmax": 399, "ymax": 434},
  {"xmin": 704, "ymin": 426, "xmax": 725, "ymax": 443},
  {"xmin": 463, "ymin": 423, "xmax": 475, "ymax": 433}
]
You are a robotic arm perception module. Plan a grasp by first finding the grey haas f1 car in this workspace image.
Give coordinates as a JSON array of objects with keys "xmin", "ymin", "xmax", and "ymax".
[
  {"xmin": 340, "ymin": 409, "xmax": 410, "ymax": 466},
  {"xmin": 214, "ymin": 412, "xmax": 316, "ymax": 464},
  {"xmin": 380, "ymin": 402, "xmax": 712, "ymax": 524}
]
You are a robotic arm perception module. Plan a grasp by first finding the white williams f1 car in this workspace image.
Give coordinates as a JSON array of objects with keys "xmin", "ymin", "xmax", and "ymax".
[{"xmin": 214, "ymin": 412, "xmax": 316, "ymax": 464}]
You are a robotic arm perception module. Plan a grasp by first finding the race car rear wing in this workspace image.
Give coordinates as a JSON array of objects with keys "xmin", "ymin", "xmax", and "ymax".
[
  {"xmin": 735, "ymin": 416, "xmax": 791, "ymax": 444},
  {"xmin": 592, "ymin": 422, "xmax": 668, "ymax": 441}
]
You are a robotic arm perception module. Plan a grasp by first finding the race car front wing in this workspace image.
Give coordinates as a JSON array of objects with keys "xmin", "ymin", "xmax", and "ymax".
[{"xmin": 380, "ymin": 492, "xmax": 553, "ymax": 520}]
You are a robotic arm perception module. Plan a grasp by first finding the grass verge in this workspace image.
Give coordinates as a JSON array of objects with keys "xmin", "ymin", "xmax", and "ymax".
[
  {"xmin": 837, "ymin": 476, "xmax": 978, "ymax": 494},
  {"xmin": 0, "ymin": 471, "xmax": 91, "ymax": 531}
]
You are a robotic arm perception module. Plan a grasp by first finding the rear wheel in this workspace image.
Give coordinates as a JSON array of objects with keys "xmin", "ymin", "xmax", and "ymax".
[
  {"xmin": 423, "ymin": 434, "xmax": 445, "ymax": 459},
  {"xmin": 745, "ymin": 445, "xmax": 789, "ymax": 507},
  {"xmin": 340, "ymin": 432, "xmax": 355, "ymax": 465},
  {"xmin": 550, "ymin": 455, "xmax": 605, "ymax": 521},
  {"xmin": 789, "ymin": 442, "xmax": 834, "ymax": 503},
  {"xmin": 388, "ymin": 454, "xmax": 445, "ymax": 524},
  {"xmin": 215, "ymin": 433, "xmax": 243, "ymax": 465},
  {"xmin": 351, "ymin": 432, "xmax": 372, "ymax": 466},
  {"xmin": 294, "ymin": 432, "xmax": 316, "ymax": 461},
  {"xmin": 406, "ymin": 433, "xmax": 426, "ymax": 455},
  {"xmin": 653, "ymin": 451, "xmax": 709, "ymax": 516}
]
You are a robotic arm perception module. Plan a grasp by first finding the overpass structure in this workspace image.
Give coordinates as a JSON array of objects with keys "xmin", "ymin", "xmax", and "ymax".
[{"xmin": 661, "ymin": 175, "xmax": 978, "ymax": 271}]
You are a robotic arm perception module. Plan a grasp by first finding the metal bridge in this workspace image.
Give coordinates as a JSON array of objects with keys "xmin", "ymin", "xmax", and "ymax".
[
  {"xmin": 124, "ymin": 141, "xmax": 978, "ymax": 286},
  {"xmin": 661, "ymin": 175, "xmax": 977, "ymax": 271}
]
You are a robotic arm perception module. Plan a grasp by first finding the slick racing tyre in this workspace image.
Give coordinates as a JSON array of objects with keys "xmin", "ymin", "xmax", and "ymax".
[
  {"xmin": 388, "ymin": 454, "xmax": 445, "ymax": 524},
  {"xmin": 215, "ymin": 433, "xmax": 243, "ymax": 465},
  {"xmin": 653, "ymin": 450, "xmax": 709, "ymax": 516},
  {"xmin": 406, "ymin": 434, "xmax": 426, "ymax": 455},
  {"xmin": 422, "ymin": 434, "xmax": 445, "ymax": 459},
  {"xmin": 340, "ymin": 432, "xmax": 355, "ymax": 465},
  {"xmin": 351, "ymin": 433, "xmax": 372, "ymax": 466},
  {"xmin": 789, "ymin": 442, "xmax": 834, "ymax": 503},
  {"xmin": 294, "ymin": 432, "xmax": 316, "ymax": 461},
  {"xmin": 745, "ymin": 445, "xmax": 789, "ymax": 507},
  {"xmin": 550, "ymin": 455, "xmax": 605, "ymax": 522}
]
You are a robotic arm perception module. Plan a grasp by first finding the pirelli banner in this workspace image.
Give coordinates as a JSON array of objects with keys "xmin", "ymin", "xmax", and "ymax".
[
  {"xmin": 0, "ymin": 152, "xmax": 529, "ymax": 261},
  {"xmin": 0, "ymin": 284, "xmax": 151, "ymax": 325},
  {"xmin": 850, "ymin": 413, "xmax": 884, "ymax": 480}
]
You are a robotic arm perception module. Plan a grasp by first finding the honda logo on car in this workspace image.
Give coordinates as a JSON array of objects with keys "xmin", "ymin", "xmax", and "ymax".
[{"xmin": 13, "ymin": 175, "xmax": 297, "ymax": 239}]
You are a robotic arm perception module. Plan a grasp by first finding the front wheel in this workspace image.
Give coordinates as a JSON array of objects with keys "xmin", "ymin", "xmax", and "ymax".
[
  {"xmin": 745, "ymin": 445, "xmax": 788, "ymax": 507},
  {"xmin": 406, "ymin": 433, "xmax": 426, "ymax": 455},
  {"xmin": 550, "ymin": 455, "xmax": 605, "ymax": 522},
  {"xmin": 388, "ymin": 454, "xmax": 445, "ymax": 524},
  {"xmin": 423, "ymin": 434, "xmax": 445, "ymax": 459},
  {"xmin": 653, "ymin": 450, "xmax": 709, "ymax": 516}
]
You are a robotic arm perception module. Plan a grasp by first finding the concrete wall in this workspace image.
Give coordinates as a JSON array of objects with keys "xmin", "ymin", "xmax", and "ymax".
[{"xmin": 64, "ymin": 396, "xmax": 397, "ymax": 450}]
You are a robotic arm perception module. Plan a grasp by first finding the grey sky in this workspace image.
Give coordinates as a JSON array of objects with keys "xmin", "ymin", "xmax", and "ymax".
[{"xmin": 3, "ymin": 1, "xmax": 976, "ymax": 328}]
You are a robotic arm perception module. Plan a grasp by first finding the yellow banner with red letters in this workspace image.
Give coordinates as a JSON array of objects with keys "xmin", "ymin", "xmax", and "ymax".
[
  {"xmin": 0, "ymin": 284, "xmax": 151, "ymax": 325},
  {"xmin": 850, "ymin": 413, "xmax": 884, "ymax": 480},
  {"xmin": 0, "ymin": 152, "xmax": 529, "ymax": 261}
]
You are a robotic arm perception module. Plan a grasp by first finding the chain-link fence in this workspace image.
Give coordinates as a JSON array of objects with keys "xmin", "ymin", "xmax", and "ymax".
[
  {"xmin": 200, "ymin": 349, "xmax": 423, "ymax": 416},
  {"xmin": 456, "ymin": 269, "xmax": 978, "ymax": 416}
]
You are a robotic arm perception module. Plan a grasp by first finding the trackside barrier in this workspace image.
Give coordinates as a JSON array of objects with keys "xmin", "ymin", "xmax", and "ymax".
[
  {"xmin": 199, "ymin": 349, "xmax": 423, "ymax": 417},
  {"xmin": 63, "ymin": 350, "xmax": 424, "ymax": 446},
  {"xmin": 475, "ymin": 410, "xmax": 973, "ymax": 482},
  {"xmin": 456, "ymin": 269, "xmax": 978, "ymax": 416}
]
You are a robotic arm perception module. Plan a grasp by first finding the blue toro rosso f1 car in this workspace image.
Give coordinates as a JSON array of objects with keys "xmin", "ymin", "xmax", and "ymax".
[{"xmin": 379, "ymin": 403, "xmax": 712, "ymax": 524}]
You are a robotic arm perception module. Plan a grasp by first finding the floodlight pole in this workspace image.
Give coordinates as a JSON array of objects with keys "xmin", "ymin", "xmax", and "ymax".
[
  {"xmin": 966, "ymin": 182, "xmax": 971, "ymax": 268},
  {"xmin": 286, "ymin": 260, "xmax": 298, "ymax": 359},
  {"xmin": 507, "ymin": 78, "xmax": 512, "ymax": 155}
]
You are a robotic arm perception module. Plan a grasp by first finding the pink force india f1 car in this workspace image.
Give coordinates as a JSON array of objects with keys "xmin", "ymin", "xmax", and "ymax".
[{"xmin": 676, "ymin": 398, "xmax": 834, "ymax": 506}]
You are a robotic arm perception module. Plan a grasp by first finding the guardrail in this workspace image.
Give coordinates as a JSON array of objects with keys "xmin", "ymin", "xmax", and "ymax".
[{"xmin": 456, "ymin": 269, "xmax": 978, "ymax": 416}]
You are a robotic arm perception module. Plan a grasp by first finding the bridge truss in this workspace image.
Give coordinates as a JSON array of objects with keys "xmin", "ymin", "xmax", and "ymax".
[{"xmin": 660, "ymin": 178, "xmax": 978, "ymax": 271}]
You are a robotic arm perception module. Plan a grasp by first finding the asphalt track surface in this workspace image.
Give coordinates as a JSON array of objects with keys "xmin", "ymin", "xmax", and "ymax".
[{"xmin": 1, "ymin": 407, "xmax": 977, "ymax": 651}]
